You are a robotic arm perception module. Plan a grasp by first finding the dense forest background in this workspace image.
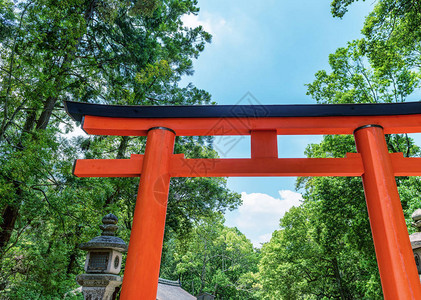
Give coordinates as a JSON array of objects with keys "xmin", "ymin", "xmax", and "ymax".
[{"xmin": 1, "ymin": 0, "xmax": 421, "ymax": 299}]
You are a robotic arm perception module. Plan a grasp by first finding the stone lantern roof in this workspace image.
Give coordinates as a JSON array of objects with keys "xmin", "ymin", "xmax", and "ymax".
[
  {"xmin": 79, "ymin": 214, "xmax": 128, "ymax": 252},
  {"xmin": 410, "ymin": 209, "xmax": 421, "ymax": 250}
]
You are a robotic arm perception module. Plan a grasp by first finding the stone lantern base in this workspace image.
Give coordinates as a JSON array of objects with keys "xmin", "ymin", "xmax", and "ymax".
[{"xmin": 76, "ymin": 274, "xmax": 122, "ymax": 300}]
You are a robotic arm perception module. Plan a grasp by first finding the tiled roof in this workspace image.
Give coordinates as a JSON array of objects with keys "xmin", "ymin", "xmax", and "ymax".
[{"xmin": 156, "ymin": 278, "xmax": 195, "ymax": 300}]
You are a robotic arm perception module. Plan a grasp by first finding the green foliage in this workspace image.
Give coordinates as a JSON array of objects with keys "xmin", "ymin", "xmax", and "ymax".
[
  {"xmin": 331, "ymin": 0, "xmax": 360, "ymax": 18},
  {"xmin": 331, "ymin": 0, "xmax": 421, "ymax": 73},
  {"xmin": 306, "ymin": 40, "xmax": 420, "ymax": 104},
  {"xmin": 162, "ymin": 215, "xmax": 260, "ymax": 299},
  {"xmin": 260, "ymin": 176, "xmax": 383, "ymax": 299},
  {"xmin": 0, "ymin": 0, "xmax": 236, "ymax": 298},
  {"xmin": 131, "ymin": 0, "xmax": 161, "ymax": 17}
]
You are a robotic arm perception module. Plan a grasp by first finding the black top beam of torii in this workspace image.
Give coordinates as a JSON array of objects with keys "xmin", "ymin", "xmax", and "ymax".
[{"xmin": 64, "ymin": 100, "xmax": 421, "ymax": 122}]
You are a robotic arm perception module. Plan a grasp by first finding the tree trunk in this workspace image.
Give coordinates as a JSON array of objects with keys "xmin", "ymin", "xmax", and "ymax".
[
  {"xmin": 332, "ymin": 257, "xmax": 350, "ymax": 300},
  {"xmin": 35, "ymin": 0, "xmax": 97, "ymax": 130},
  {"xmin": 0, "ymin": 202, "xmax": 20, "ymax": 250},
  {"xmin": 66, "ymin": 226, "xmax": 81, "ymax": 274},
  {"xmin": 0, "ymin": 0, "xmax": 97, "ymax": 252},
  {"xmin": 0, "ymin": 111, "xmax": 37, "ymax": 251},
  {"xmin": 116, "ymin": 136, "xmax": 129, "ymax": 159},
  {"xmin": 35, "ymin": 96, "xmax": 57, "ymax": 130},
  {"xmin": 200, "ymin": 242, "xmax": 207, "ymax": 294}
]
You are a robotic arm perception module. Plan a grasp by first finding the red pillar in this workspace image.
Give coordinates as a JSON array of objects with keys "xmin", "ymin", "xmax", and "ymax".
[
  {"xmin": 354, "ymin": 125, "xmax": 421, "ymax": 299},
  {"xmin": 120, "ymin": 127, "xmax": 175, "ymax": 300}
]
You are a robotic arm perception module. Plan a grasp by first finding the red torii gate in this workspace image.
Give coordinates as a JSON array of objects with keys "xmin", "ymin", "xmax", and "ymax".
[{"xmin": 65, "ymin": 100, "xmax": 421, "ymax": 300}]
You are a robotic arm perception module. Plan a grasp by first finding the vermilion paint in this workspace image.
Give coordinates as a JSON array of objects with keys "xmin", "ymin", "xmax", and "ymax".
[
  {"xmin": 82, "ymin": 114, "xmax": 421, "ymax": 136},
  {"xmin": 73, "ymin": 114, "xmax": 421, "ymax": 300},
  {"xmin": 354, "ymin": 126, "xmax": 421, "ymax": 299},
  {"xmin": 119, "ymin": 128, "xmax": 175, "ymax": 299}
]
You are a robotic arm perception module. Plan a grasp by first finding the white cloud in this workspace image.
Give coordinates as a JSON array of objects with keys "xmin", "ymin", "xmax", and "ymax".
[
  {"xmin": 225, "ymin": 190, "xmax": 303, "ymax": 247},
  {"xmin": 66, "ymin": 126, "xmax": 87, "ymax": 138},
  {"xmin": 255, "ymin": 232, "xmax": 273, "ymax": 245},
  {"xmin": 59, "ymin": 122, "xmax": 88, "ymax": 139},
  {"xmin": 181, "ymin": 12, "xmax": 230, "ymax": 43}
]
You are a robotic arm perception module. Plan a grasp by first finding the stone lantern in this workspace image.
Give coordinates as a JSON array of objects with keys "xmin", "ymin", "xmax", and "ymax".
[
  {"xmin": 76, "ymin": 214, "xmax": 128, "ymax": 300},
  {"xmin": 409, "ymin": 209, "xmax": 421, "ymax": 280}
]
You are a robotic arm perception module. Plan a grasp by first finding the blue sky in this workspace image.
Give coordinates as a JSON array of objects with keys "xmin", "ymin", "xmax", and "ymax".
[{"xmin": 180, "ymin": 0, "xmax": 374, "ymax": 246}]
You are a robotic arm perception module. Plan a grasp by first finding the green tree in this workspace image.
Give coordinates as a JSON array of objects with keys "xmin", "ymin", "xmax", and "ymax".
[
  {"xmin": 0, "ymin": 0, "xmax": 212, "ymax": 250},
  {"xmin": 331, "ymin": 0, "xmax": 421, "ymax": 73},
  {"xmin": 0, "ymin": 0, "xmax": 241, "ymax": 297},
  {"xmin": 171, "ymin": 215, "xmax": 260, "ymax": 299},
  {"xmin": 306, "ymin": 40, "xmax": 420, "ymax": 105}
]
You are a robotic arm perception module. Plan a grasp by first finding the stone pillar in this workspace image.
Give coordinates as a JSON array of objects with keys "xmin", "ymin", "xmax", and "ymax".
[
  {"xmin": 76, "ymin": 214, "xmax": 128, "ymax": 300},
  {"xmin": 409, "ymin": 209, "xmax": 421, "ymax": 281}
]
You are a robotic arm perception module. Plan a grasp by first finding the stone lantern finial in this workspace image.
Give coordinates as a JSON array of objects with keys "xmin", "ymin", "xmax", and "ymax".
[{"xmin": 100, "ymin": 214, "xmax": 119, "ymax": 236}]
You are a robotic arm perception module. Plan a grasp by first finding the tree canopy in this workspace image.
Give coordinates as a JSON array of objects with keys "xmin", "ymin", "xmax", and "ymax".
[{"xmin": 0, "ymin": 0, "xmax": 241, "ymax": 297}]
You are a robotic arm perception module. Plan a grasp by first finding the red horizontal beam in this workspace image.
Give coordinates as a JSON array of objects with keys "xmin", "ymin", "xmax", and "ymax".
[
  {"xmin": 390, "ymin": 153, "xmax": 421, "ymax": 176},
  {"xmin": 82, "ymin": 115, "xmax": 421, "ymax": 136},
  {"xmin": 73, "ymin": 153, "xmax": 421, "ymax": 178},
  {"xmin": 170, "ymin": 156, "xmax": 364, "ymax": 177},
  {"xmin": 73, "ymin": 153, "xmax": 361, "ymax": 177},
  {"xmin": 73, "ymin": 155, "xmax": 144, "ymax": 177}
]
